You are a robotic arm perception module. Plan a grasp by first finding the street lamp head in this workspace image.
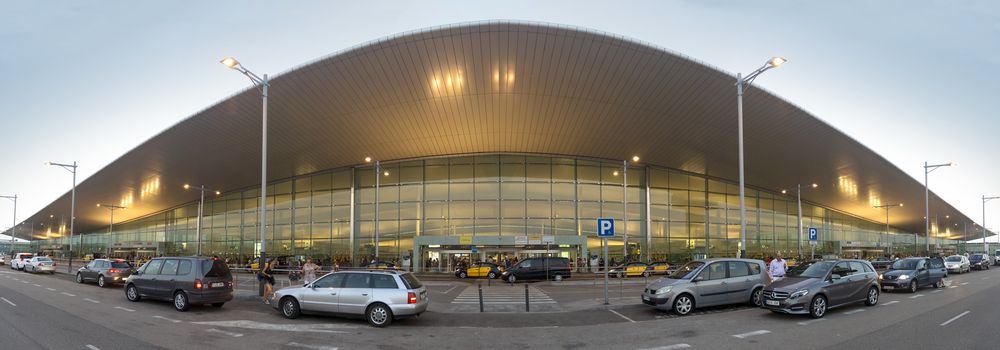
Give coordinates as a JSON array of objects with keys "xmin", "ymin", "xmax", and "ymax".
[
  {"xmin": 781, "ymin": 189, "xmax": 787, "ymax": 194},
  {"xmin": 811, "ymin": 183, "xmax": 819, "ymax": 188},
  {"xmin": 768, "ymin": 57, "xmax": 787, "ymax": 68},
  {"xmin": 96, "ymin": 204, "xmax": 101, "ymax": 207},
  {"xmin": 44, "ymin": 161, "xmax": 51, "ymax": 166},
  {"xmin": 631, "ymin": 155, "xmax": 640, "ymax": 162},
  {"xmin": 364, "ymin": 157, "xmax": 372, "ymax": 163},
  {"xmin": 220, "ymin": 57, "xmax": 240, "ymax": 69},
  {"xmin": 949, "ymin": 162, "xmax": 957, "ymax": 167},
  {"xmin": 613, "ymin": 171, "xmax": 620, "ymax": 177},
  {"xmin": 183, "ymin": 184, "xmax": 190, "ymax": 190},
  {"xmin": 215, "ymin": 191, "xmax": 221, "ymax": 195},
  {"xmin": 383, "ymin": 171, "xmax": 390, "ymax": 177},
  {"xmin": 899, "ymin": 203, "xmax": 904, "ymax": 207}
]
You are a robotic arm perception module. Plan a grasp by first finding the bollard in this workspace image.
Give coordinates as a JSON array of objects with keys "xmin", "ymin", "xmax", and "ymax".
[
  {"xmin": 478, "ymin": 284, "xmax": 484, "ymax": 313},
  {"xmin": 525, "ymin": 283, "xmax": 530, "ymax": 312}
]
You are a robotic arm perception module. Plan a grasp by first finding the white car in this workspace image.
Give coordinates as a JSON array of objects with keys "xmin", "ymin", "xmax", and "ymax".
[
  {"xmin": 25, "ymin": 257, "xmax": 56, "ymax": 274},
  {"xmin": 0, "ymin": 255, "xmax": 5, "ymax": 265},
  {"xmin": 995, "ymin": 250, "xmax": 1000, "ymax": 266},
  {"xmin": 944, "ymin": 255, "xmax": 970, "ymax": 274},
  {"xmin": 11, "ymin": 253, "xmax": 34, "ymax": 270}
]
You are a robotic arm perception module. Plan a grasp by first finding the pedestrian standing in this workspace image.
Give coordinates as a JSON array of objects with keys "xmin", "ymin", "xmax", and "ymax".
[
  {"xmin": 301, "ymin": 258, "xmax": 318, "ymax": 286},
  {"xmin": 769, "ymin": 252, "xmax": 788, "ymax": 281}
]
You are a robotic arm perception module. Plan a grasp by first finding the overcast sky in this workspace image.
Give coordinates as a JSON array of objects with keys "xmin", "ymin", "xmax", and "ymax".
[{"xmin": 1, "ymin": 1, "xmax": 998, "ymax": 241}]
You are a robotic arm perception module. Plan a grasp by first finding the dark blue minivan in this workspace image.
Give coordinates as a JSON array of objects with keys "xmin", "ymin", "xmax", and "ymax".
[{"xmin": 879, "ymin": 257, "xmax": 946, "ymax": 293}]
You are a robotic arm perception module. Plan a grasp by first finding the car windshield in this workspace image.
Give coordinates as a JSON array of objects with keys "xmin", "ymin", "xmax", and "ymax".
[
  {"xmin": 946, "ymin": 256, "xmax": 962, "ymax": 262},
  {"xmin": 667, "ymin": 261, "xmax": 704, "ymax": 279},
  {"xmin": 111, "ymin": 261, "xmax": 132, "ymax": 268},
  {"xmin": 970, "ymin": 255, "xmax": 984, "ymax": 261},
  {"xmin": 36, "ymin": 258, "xmax": 52, "ymax": 262},
  {"xmin": 786, "ymin": 261, "xmax": 834, "ymax": 278},
  {"xmin": 891, "ymin": 259, "xmax": 919, "ymax": 270}
]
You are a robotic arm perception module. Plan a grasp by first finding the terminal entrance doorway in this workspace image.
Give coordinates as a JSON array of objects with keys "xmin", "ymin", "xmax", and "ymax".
[{"xmin": 420, "ymin": 245, "xmax": 579, "ymax": 273}]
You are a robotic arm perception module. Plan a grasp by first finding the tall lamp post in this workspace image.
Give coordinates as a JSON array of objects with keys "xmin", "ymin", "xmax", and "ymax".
[
  {"xmin": 46, "ymin": 161, "xmax": 77, "ymax": 272},
  {"xmin": 614, "ymin": 156, "xmax": 640, "ymax": 260},
  {"xmin": 184, "ymin": 184, "xmax": 221, "ymax": 256},
  {"xmin": 96, "ymin": 203, "xmax": 125, "ymax": 258},
  {"xmin": 923, "ymin": 161, "xmax": 954, "ymax": 255},
  {"xmin": 0, "ymin": 195, "xmax": 15, "ymax": 246},
  {"xmin": 874, "ymin": 203, "xmax": 903, "ymax": 256},
  {"xmin": 736, "ymin": 57, "xmax": 787, "ymax": 258},
  {"xmin": 220, "ymin": 57, "xmax": 269, "ymax": 295},
  {"xmin": 984, "ymin": 196, "xmax": 999, "ymax": 254},
  {"xmin": 782, "ymin": 183, "xmax": 818, "ymax": 259},
  {"xmin": 364, "ymin": 157, "xmax": 389, "ymax": 261}
]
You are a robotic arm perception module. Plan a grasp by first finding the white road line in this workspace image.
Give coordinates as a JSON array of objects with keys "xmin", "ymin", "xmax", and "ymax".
[
  {"xmin": 114, "ymin": 306, "xmax": 136, "ymax": 312},
  {"xmin": 881, "ymin": 300, "xmax": 899, "ymax": 306},
  {"xmin": 940, "ymin": 311, "xmax": 971, "ymax": 326},
  {"xmin": 32, "ymin": 283, "xmax": 41, "ymax": 287},
  {"xmin": 21, "ymin": 280, "xmax": 29, "ymax": 283},
  {"xmin": 46, "ymin": 288, "xmax": 56, "ymax": 291},
  {"xmin": 83, "ymin": 298, "xmax": 101, "ymax": 304},
  {"xmin": 982, "ymin": 277, "xmax": 990, "ymax": 280},
  {"xmin": 843, "ymin": 309, "xmax": 866, "ymax": 315},
  {"xmin": 797, "ymin": 318, "xmax": 827, "ymax": 326},
  {"xmin": 206, "ymin": 328, "xmax": 244, "ymax": 337},
  {"xmin": 609, "ymin": 309, "xmax": 636, "ymax": 323},
  {"xmin": 931, "ymin": 290, "xmax": 942, "ymax": 293},
  {"xmin": 1, "ymin": 297, "xmax": 16, "ymax": 307},
  {"xmin": 61, "ymin": 292, "xmax": 76, "ymax": 297},
  {"xmin": 948, "ymin": 286, "xmax": 959, "ymax": 289},
  {"xmin": 152, "ymin": 315, "xmax": 182, "ymax": 323},
  {"xmin": 909, "ymin": 294, "xmax": 925, "ymax": 299},
  {"xmin": 960, "ymin": 282, "xmax": 969, "ymax": 285},
  {"xmin": 86, "ymin": 345, "xmax": 101, "ymax": 350},
  {"xmin": 286, "ymin": 342, "xmax": 339, "ymax": 350},
  {"xmin": 441, "ymin": 285, "xmax": 458, "ymax": 294},
  {"xmin": 636, "ymin": 344, "xmax": 692, "ymax": 350},
  {"xmin": 732, "ymin": 330, "xmax": 771, "ymax": 339}
]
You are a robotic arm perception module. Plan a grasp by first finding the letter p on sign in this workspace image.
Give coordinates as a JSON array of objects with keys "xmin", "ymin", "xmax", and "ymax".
[{"xmin": 597, "ymin": 218, "xmax": 615, "ymax": 237}]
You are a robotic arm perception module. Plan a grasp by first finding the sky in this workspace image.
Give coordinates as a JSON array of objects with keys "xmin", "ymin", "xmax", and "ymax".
[{"xmin": 0, "ymin": 0, "xmax": 998, "ymax": 241}]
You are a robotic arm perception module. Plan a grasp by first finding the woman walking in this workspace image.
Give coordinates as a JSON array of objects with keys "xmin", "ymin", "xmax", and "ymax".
[
  {"xmin": 260, "ymin": 259, "xmax": 277, "ymax": 304},
  {"xmin": 301, "ymin": 258, "xmax": 319, "ymax": 286}
]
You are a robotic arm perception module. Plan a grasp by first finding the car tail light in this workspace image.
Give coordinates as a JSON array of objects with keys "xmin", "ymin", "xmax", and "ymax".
[
  {"xmin": 407, "ymin": 292, "xmax": 417, "ymax": 304},
  {"xmin": 194, "ymin": 279, "xmax": 203, "ymax": 289},
  {"xmin": 108, "ymin": 269, "xmax": 120, "ymax": 274}
]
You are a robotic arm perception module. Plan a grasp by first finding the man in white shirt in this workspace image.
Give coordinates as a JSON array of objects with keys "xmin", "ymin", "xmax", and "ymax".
[{"xmin": 769, "ymin": 252, "xmax": 788, "ymax": 281}]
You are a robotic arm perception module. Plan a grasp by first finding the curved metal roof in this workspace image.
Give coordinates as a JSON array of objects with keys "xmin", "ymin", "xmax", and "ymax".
[{"xmin": 13, "ymin": 21, "xmax": 980, "ymax": 240}]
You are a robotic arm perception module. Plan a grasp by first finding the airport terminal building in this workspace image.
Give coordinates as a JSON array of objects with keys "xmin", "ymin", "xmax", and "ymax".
[{"xmin": 5, "ymin": 22, "xmax": 983, "ymax": 271}]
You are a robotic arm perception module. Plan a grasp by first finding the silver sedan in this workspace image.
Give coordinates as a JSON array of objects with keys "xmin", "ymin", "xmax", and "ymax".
[{"xmin": 272, "ymin": 270, "xmax": 428, "ymax": 327}]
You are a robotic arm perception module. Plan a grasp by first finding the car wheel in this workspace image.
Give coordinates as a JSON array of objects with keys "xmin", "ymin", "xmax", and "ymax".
[
  {"xmin": 673, "ymin": 294, "xmax": 694, "ymax": 316},
  {"xmin": 488, "ymin": 272, "xmax": 497, "ymax": 279},
  {"xmin": 173, "ymin": 291, "xmax": 190, "ymax": 312},
  {"xmin": 553, "ymin": 274, "xmax": 563, "ymax": 282},
  {"xmin": 366, "ymin": 303, "xmax": 393, "ymax": 328},
  {"xmin": 865, "ymin": 287, "xmax": 879, "ymax": 306},
  {"xmin": 508, "ymin": 275, "xmax": 516, "ymax": 283},
  {"xmin": 809, "ymin": 295, "xmax": 827, "ymax": 319},
  {"xmin": 750, "ymin": 287, "xmax": 763, "ymax": 307},
  {"xmin": 935, "ymin": 280, "xmax": 945, "ymax": 288},
  {"xmin": 211, "ymin": 303, "xmax": 225, "ymax": 308},
  {"xmin": 98, "ymin": 275, "xmax": 106, "ymax": 288},
  {"xmin": 909, "ymin": 281, "xmax": 917, "ymax": 293},
  {"xmin": 281, "ymin": 297, "xmax": 300, "ymax": 319},
  {"xmin": 643, "ymin": 271, "xmax": 650, "ymax": 278},
  {"xmin": 616, "ymin": 272, "xmax": 624, "ymax": 278},
  {"xmin": 459, "ymin": 272, "xmax": 467, "ymax": 279},
  {"xmin": 125, "ymin": 284, "xmax": 141, "ymax": 302}
]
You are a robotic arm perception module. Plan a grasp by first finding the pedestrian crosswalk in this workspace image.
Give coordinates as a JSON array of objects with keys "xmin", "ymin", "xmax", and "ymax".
[{"xmin": 451, "ymin": 285, "xmax": 556, "ymax": 304}]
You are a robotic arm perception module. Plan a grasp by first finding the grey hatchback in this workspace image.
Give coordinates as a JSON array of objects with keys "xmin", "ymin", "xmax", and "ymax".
[
  {"xmin": 76, "ymin": 259, "xmax": 134, "ymax": 288},
  {"xmin": 762, "ymin": 259, "xmax": 880, "ymax": 318},
  {"xmin": 124, "ymin": 257, "xmax": 234, "ymax": 311},
  {"xmin": 272, "ymin": 270, "xmax": 428, "ymax": 327},
  {"xmin": 641, "ymin": 258, "xmax": 770, "ymax": 315}
]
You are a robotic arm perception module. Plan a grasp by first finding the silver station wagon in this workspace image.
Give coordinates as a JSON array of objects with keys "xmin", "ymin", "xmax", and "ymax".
[
  {"xmin": 641, "ymin": 258, "xmax": 770, "ymax": 315},
  {"xmin": 272, "ymin": 270, "xmax": 428, "ymax": 327}
]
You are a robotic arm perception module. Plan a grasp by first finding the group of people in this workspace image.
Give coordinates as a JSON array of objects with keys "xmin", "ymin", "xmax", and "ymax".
[{"xmin": 257, "ymin": 257, "xmax": 325, "ymax": 304}]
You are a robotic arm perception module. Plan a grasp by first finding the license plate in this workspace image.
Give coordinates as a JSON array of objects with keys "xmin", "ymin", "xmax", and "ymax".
[
  {"xmin": 210, "ymin": 282, "xmax": 224, "ymax": 288},
  {"xmin": 642, "ymin": 295, "xmax": 650, "ymax": 301},
  {"xmin": 883, "ymin": 286, "xmax": 894, "ymax": 290},
  {"xmin": 765, "ymin": 300, "xmax": 779, "ymax": 306}
]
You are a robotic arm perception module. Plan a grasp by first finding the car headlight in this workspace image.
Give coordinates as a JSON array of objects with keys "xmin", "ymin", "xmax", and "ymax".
[
  {"xmin": 878, "ymin": 274, "xmax": 883, "ymax": 280},
  {"xmin": 655, "ymin": 286, "xmax": 673, "ymax": 295},
  {"xmin": 897, "ymin": 274, "xmax": 910, "ymax": 280},
  {"xmin": 789, "ymin": 290, "xmax": 809, "ymax": 299}
]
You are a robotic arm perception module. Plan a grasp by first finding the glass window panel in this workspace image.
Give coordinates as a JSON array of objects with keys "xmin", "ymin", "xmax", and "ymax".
[
  {"xmin": 475, "ymin": 201, "xmax": 499, "ymax": 219},
  {"xmin": 552, "ymin": 183, "xmax": 575, "ymax": 201},
  {"xmin": 578, "ymin": 184, "xmax": 601, "ymax": 202},
  {"xmin": 651, "ymin": 205, "xmax": 669, "ymax": 221},
  {"xmin": 274, "ymin": 181, "xmax": 292, "ymax": 195},
  {"xmin": 475, "ymin": 183, "xmax": 499, "ymax": 200},
  {"xmin": 526, "ymin": 201, "xmax": 551, "ymax": 218},
  {"xmin": 577, "ymin": 164, "xmax": 600, "ymax": 184},
  {"xmin": 526, "ymin": 163, "xmax": 551, "ymax": 181},
  {"xmin": 501, "ymin": 182, "xmax": 526, "ymax": 200},
  {"xmin": 312, "ymin": 190, "xmax": 333, "ymax": 207},
  {"xmin": 501, "ymin": 219, "xmax": 526, "ymax": 236},
  {"xmin": 553, "ymin": 219, "xmax": 576, "ymax": 235},
  {"xmin": 311, "ymin": 173, "xmax": 332, "ymax": 191},
  {"xmin": 378, "ymin": 185, "xmax": 399, "ymax": 203},
  {"xmin": 399, "ymin": 202, "xmax": 420, "ymax": 220},
  {"xmin": 526, "ymin": 183, "xmax": 551, "ymax": 200},
  {"xmin": 294, "ymin": 207, "xmax": 311, "ymax": 224},
  {"xmin": 474, "ymin": 163, "xmax": 499, "ymax": 182},
  {"xmin": 450, "ymin": 163, "xmax": 474, "ymax": 182},
  {"xmin": 356, "ymin": 188, "xmax": 374, "ymax": 204},
  {"xmin": 579, "ymin": 202, "xmax": 601, "ymax": 219},
  {"xmin": 449, "ymin": 183, "xmax": 473, "ymax": 201},
  {"xmin": 332, "ymin": 170, "xmax": 352, "ymax": 189},
  {"xmin": 425, "ymin": 165, "xmax": 448, "ymax": 183},
  {"xmin": 689, "ymin": 191, "xmax": 707, "ymax": 207},
  {"xmin": 602, "ymin": 184, "xmax": 623, "ymax": 202},
  {"xmin": 425, "ymin": 184, "xmax": 449, "ymax": 201},
  {"xmin": 450, "ymin": 201, "xmax": 474, "ymax": 219},
  {"xmin": 311, "ymin": 223, "xmax": 331, "ymax": 240},
  {"xmin": 274, "ymin": 209, "xmax": 292, "ymax": 224},
  {"xmin": 398, "ymin": 185, "xmax": 422, "ymax": 202},
  {"xmin": 400, "ymin": 166, "xmax": 423, "ymax": 184},
  {"xmin": 501, "ymin": 200, "xmax": 525, "ymax": 219},
  {"xmin": 552, "ymin": 164, "xmax": 574, "ymax": 182},
  {"xmin": 553, "ymin": 201, "xmax": 575, "ymax": 219},
  {"xmin": 332, "ymin": 206, "xmax": 350, "ymax": 221},
  {"xmin": 378, "ymin": 203, "xmax": 398, "ymax": 220},
  {"xmin": 332, "ymin": 189, "xmax": 350, "ymax": 206},
  {"xmin": 275, "ymin": 225, "xmax": 291, "ymax": 239},
  {"xmin": 425, "ymin": 202, "xmax": 448, "ymax": 219}
]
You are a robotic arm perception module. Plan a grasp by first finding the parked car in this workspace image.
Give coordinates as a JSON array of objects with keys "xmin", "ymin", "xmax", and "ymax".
[
  {"xmin": 869, "ymin": 257, "xmax": 894, "ymax": 270},
  {"xmin": 77, "ymin": 259, "xmax": 134, "ymax": 287},
  {"xmin": 25, "ymin": 257, "xmax": 56, "ymax": 274},
  {"xmin": 0, "ymin": 255, "xmax": 6, "ymax": 265},
  {"xmin": 455, "ymin": 262, "xmax": 502, "ymax": 279},
  {"xmin": 880, "ymin": 257, "xmax": 946, "ymax": 293},
  {"xmin": 762, "ymin": 259, "xmax": 880, "ymax": 318},
  {"xmin": 944, "ymin": 255, "xmax": 970, "ymax": 274},
  {"xmin": 641, "ymin": 258, "xmax": 769, "ymax": 315},
  {"xmin": 501, "ymin": 257, "xmax": 572, "ymax": 283},
  {"xmin": 11, "ymin": 253, "xmax": 34, "ymax": 270},
  {"xmin": 273, "ymin": 270, "xmax": 428, "ymax": 327},
  {"xmin": 995, "ymin": 250, "xmax": 1000, "ymax": 266},
  {"xmin": 647, "ymin": 261, "xmax": 671, "ymax": 275},
  {"xmin": 124, "ymin": 256, "xmax": 234, "ymax": 311},
  {"xmin": 969, "ymin": 254, "xmax": 990, "ymax": 270},
  {"xmin": 610, "ymin": 262, "xmax": 651, "ymax": 278}
]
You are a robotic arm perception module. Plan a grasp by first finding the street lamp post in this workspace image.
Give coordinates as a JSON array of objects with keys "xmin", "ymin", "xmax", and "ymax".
[
  {"xmin": 96, "ymin": 203, "xmax": 125, "ymax": 258},
  {"xmin": 984, "ymin": 196, "xmax": 999, "ymax": 254},
  {"xmin": 0, "ymin": 195, "xmax": 15, "ymax": 246},
  {"xmin": 364, "ymin": 158, "xmax": 388, "ymax": 261},
  {"xmin": 785, "ymin": 183, "xmax": 818, "ymax": 260},
  {"xmin": 923, "ymin": 161, "xmax": 954, "ymax": 255},
  {"xmin": 184, "ymin": 184, "xmax": 220, "ymax": 256},
  {"xmin": 46, "ymin": 161, "xmax": 77, "ymax": 272},
  {"xmin": 736, "ymin": 57, "xmax": 787, "ymax": 258},
  {"xmin": 220, "ymin": 57, "xmax": 269, "ymax": 295},
  {"xmin": 874, "ymin": 203, "xmax": 903, "ymax": 256}
]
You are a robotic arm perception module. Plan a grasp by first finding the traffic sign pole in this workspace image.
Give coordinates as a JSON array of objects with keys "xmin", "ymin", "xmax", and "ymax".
[
  {"xmin": 603, "ymin": 237, "xmax": 609, "ymax": 305},
  {"xmin": 597, "ymin": 218, "xmax": 614, "ymax": 305}
]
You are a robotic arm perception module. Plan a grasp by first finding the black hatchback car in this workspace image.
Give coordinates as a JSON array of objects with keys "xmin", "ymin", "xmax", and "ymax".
[
  {"xmin": 501, "ymin": 257, "xmax": 571, "ymax": 283},
  {"xmin": 124, "ymin": 256, "xmax": 234, "ymax": 311}
]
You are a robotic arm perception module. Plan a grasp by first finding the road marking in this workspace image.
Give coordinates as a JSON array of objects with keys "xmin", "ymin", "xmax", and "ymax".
[
  {"xmin": 732, "ymin": 330, "xmax": 771, "ymax": 339},
  {"xmin": 153, "ymin": 315, "xmax": 182, "ymax": 323},
  {"xmin": 960, "ymin": 282, "xmax": 969, "ymax": 285},
  {"xmin": 192, "ymin": 320, "xmax": 356, "ymax": 333},
  {"xmin": 46, "ymin": 288, "xmax": 56, "ymax": 291},
  {"xmin": 114, "ymin": 306, "xmax": 136, "ymax": 312},
  {"xmin": 206, "ymin": 328, "xmax": 243, "ymax": 337},
  {"xmin": 609, "ymin": 309, "xmax": 636, "ymax": 323},
  {"xmin": 61, "ymin": 292, "xmax": 76, "ymax": 297},
  {"xmin": 881, "ymin": 300, "xmax": 899, "ymax": 306},
  {"xmin": 940, "ymin": 311, "xmax": 971, "ymax": 326},
  {"xmin": 21, "ymin": 280, "xmax": 29, "ymax": 283},
  {"xmin": 86, "ymin": 345, "xmax": 101, "ymax": 350},
  {"xmin": 1, "ymin": 297, "xmax": 16, "ymax": 307},
  {"xmin": 636, "ymin": 344, "xmax": 692, "ymax": 350},
  {"xmin": 909, "ymin": 294, "xmax": 925, "ymax": 299},
  {"xmin": 982, "ymin": 277, "xmax": 990, "ymax": 280},
  {"xmin": 948, "ymin": 286, "xmax": 958, "ymax": 289},
  {"xmin": 32, "ymin": 283, "xmax": 41, "ymax": 287},
  {"xmin": 797, "ymin": 318, "xmax": 827, "ymax": 326},
  {"xmin": 441, "ymin": 285, "xmax": 458, "ymax": 294},
  {"xmin": 932, "ymin": 290, "xmax": 942, "ymax": 293},
  {"xmin": 83, "ymin": 298, "xmax": 101, "ymax": 304},
  {"xmin": 843, "ymin": 309, "xmax": 866, "ymax": 315},
  {"xmin": 286, "ymin": 342, "xmax": 339, "ymax": 350}
]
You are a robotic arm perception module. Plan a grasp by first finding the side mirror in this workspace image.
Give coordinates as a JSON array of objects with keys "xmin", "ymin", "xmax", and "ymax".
[
  {"xmin": 693, "ymin": 276, "xmax": 704, "ymax": 283},
  {"xmin": 133, "ymin": 271, "xmax": 142, "ymax": 276},
  {"xmin": 830, "ymin": 274, "xmax": 841, "ymax": 281}
]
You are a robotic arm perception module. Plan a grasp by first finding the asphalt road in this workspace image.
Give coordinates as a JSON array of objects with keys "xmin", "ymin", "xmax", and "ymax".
[{"xmin": 0, "ymin": 265, "xmax": 998, "ymax": 349}]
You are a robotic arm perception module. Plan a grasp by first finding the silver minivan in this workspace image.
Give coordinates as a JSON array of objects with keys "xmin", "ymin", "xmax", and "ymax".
[
  {"xmin": 272, "ymin": 270, "xmax": 428, "ymax": 327},
  {"xmin": 641, "ymin": 258, "xmax": 770, "ymax": 315}
]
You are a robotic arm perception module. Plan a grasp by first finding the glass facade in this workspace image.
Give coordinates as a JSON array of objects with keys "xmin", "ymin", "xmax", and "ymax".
[{"xmin": 30, "ymin": 153, "xmax": 961, "ymax": 268}]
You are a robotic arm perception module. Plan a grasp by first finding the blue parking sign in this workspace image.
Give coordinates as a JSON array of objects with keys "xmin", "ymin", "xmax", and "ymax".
[
  {"xmin": 808, "ymin": 227, "xmax": 818, "ymax": 241},
  {"xmin": 597, "ymin": 218, "xmax": 615, "ymax": 237}
]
